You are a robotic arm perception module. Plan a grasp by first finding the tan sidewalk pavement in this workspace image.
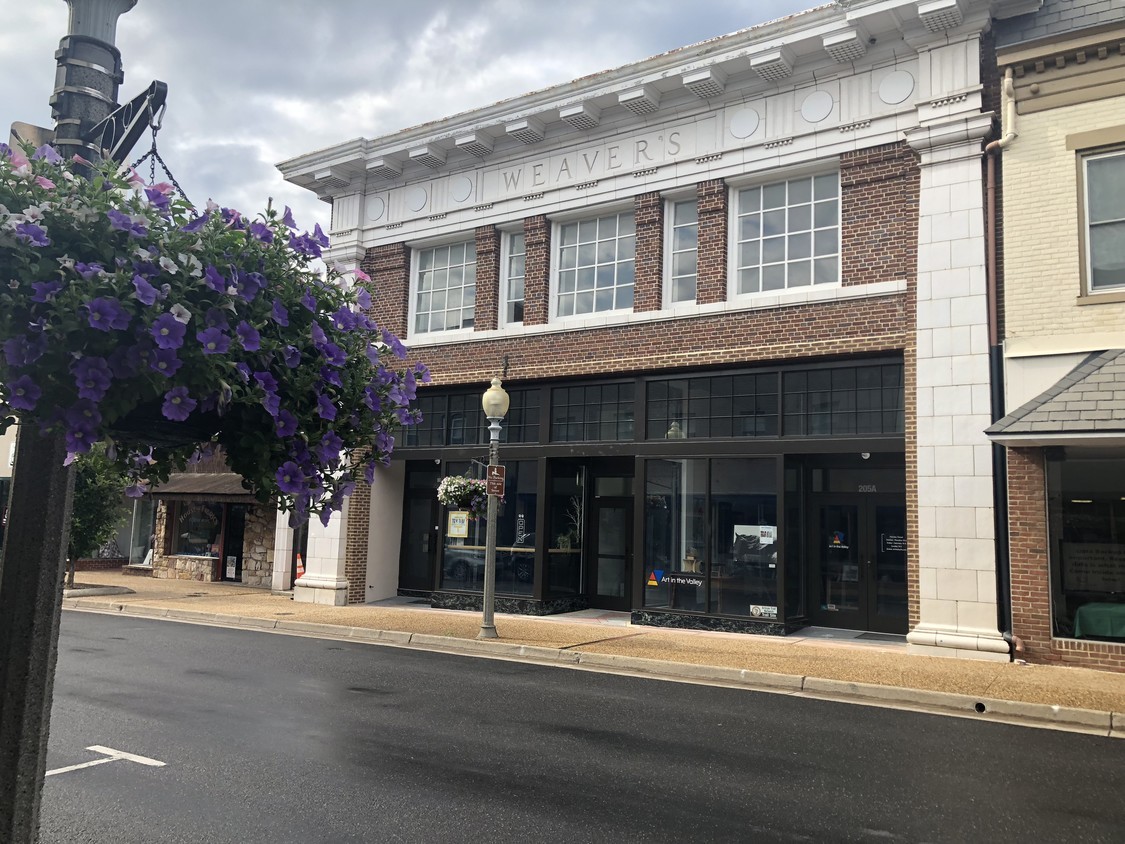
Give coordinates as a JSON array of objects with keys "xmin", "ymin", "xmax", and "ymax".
[{"xmin": 64, "ymin": 571, "xmax": 1125, "ymax": 720}]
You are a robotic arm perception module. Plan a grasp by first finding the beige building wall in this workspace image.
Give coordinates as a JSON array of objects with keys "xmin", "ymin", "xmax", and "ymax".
[{"xmin": 1002, "ymin": 100, "xmax": 1125, "ymax": 353}]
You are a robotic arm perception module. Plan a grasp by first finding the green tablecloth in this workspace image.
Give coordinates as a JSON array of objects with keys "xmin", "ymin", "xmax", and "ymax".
[{"xmin": 1073, "ymin": 603, "xmax": 1125, "ymax": 639}]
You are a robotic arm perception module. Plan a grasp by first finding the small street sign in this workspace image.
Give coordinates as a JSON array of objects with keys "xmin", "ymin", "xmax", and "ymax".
[{"xmin": 487, "ymin": 465, "xmax": 505, "ymax": 496}]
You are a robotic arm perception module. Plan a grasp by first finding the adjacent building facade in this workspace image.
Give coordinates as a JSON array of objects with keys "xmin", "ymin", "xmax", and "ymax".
[
  {"xmin": 987, "ymin": 0, "xmax": 1125, "ymax": 670},
  {"xmin": 278, "ymin": 0, "xmax": 1055, "ymax": 660}
]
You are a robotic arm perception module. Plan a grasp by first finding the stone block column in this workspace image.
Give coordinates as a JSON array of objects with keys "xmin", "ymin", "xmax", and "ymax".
[
  {"xmin": 292, "ymin": 498, "xmax": 351, "ymax": 606},
  {"xmin": 905, "ymin": 113, "xmax": 1008, "ymax": 660},
  {"xmin": 270, "ymin": 510, "xmax": 294, "ymax": 592}
]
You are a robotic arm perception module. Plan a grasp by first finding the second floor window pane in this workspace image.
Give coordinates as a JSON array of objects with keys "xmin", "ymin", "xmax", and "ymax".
[
  {"xmin": 505, "ymin": 231, "xmax": 526, "ymax": 324},
  {"xmin": 556, "ymin": 211, "xmax": 635, "ymax": 318},
  {"xmin": 669, "ymin": 199, "xmax": 698, "ymax": 304},
  {"xmin": 414, "ymin": 241, "xmax": 476, "ymax": 334}
]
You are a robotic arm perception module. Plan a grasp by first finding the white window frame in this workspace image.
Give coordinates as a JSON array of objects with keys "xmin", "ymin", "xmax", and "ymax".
[
  {"xmin": 550, "ymin": 204, "xmax": 637, "ymax": 322},
  {"xmin": 728, "ymin": 167, "xmax": 841, "ymax": 299},
  {"xmin": 1081, "ymin": 148, "xmax": 1125, "ymax": 295},
  {"xmin": 499, "ymin": 227, "xmax": 526, "ymax": 327},
  {"xmin": 407, "ymin": 235, "xmax": 478, "ymax": 339},
  {"xmin": 664, "ymin": 193, "xmax": 699, "ymax": 307}
]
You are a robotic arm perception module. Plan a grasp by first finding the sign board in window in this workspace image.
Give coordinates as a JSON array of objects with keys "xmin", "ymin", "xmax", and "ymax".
[
  {"xmin": 1063, "ymin": 543, "xmax": 1125, "ymax": 593},
  {"xmin": 447, "ymin": 511, "xmax": 469, "ymax": 539}
]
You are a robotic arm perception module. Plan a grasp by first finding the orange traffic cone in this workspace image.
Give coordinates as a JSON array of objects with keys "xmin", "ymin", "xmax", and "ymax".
[{"xmin": 295, "ymin": 553, "xmax": 305, "ymax": 581}]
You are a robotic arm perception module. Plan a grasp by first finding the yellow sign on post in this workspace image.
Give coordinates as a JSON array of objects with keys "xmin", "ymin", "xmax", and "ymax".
[{"xmin": 447, "ymin": 510, "xmax": 469, "ymax": 538}]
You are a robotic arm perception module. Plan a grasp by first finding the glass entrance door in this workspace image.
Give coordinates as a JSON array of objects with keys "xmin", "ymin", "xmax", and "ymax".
[
  {"xmin": 809, "ymin": 495, "xmax": 906, "ymax": 633},
  {"xmin": 589, "ymin": 497, "xmax": 632, "ymax": 610}
]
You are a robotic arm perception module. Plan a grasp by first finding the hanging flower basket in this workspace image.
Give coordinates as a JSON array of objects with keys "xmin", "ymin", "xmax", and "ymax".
[
  {"xmin": 0, "ymin": 142, "xmax": 429, "ymax": 526},
  {"xmin": 436, "ymin": 475, "xmax": 488, "ymax": 518}
]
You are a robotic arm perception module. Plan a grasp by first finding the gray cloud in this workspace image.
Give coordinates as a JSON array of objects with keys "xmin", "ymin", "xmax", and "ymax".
[{"xmin": 3, "ymin": 0, "xmax": 812, "ymax": 235}]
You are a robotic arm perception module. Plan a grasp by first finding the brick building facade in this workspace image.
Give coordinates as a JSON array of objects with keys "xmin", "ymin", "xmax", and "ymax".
[{"xmin": 277, "ymin": 0, "xmax": 1036, "ymax": 659}]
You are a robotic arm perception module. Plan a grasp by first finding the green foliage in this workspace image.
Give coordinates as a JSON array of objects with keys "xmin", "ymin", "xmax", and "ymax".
[{"xmin": 68, "ymin": 444, "xmax": 129, "ymax": 560}]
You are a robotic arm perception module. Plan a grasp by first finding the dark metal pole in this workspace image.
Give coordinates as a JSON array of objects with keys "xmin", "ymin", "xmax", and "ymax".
[
  {"xmin": 479, "ymin": 421, "xmax": 501, "ymax": 639},
  {"xmin": 0, "ymin": 435, "xmax": 76, "ymax": 842},
  {"xmin": 0, "ymin": 3, "xmax": 137, "ymax": 840}
]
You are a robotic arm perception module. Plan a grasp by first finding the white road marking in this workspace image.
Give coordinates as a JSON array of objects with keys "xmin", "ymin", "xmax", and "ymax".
[{"xmin": 46, "ymin": 745, "xmax": 166, "ymax": 777}]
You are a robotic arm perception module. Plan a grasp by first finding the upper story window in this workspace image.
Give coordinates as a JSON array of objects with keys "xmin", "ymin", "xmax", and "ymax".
[
  {"xmin": 733, "ymin": 173, "xmax": 839, "ymax": 295},
  {"xmin": 667, "ymin": 199, "xmax": 698, "ymax": 305},
  {"xmin": 1083, "ymin": 149, "xmax": 1125, "ymax": 293},
  {"xmin": 412, "ymin": 240, "xmax": 476, "ymax": 335},
  {"xmin": 556, "ymin": 210, "xmax": 635, "ymax": 318},
  {"xmin": 503, "ymin": 231, "xmax": 526, "ymax": 325}
]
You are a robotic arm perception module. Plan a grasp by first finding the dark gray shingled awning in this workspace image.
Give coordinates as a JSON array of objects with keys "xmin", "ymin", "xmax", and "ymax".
[
  {"xmin": 147, "ymin": 472, "xmax": 258, "ymax": 503},
  {"xmin": 986, "ymin": 349, "xmax": 1125, "ymax": 447}
]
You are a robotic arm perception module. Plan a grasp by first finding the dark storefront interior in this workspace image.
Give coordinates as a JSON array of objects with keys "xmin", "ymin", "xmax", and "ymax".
[{"xmin": 396, "ymin": 358, "xmax": 908, "ymax": 634}]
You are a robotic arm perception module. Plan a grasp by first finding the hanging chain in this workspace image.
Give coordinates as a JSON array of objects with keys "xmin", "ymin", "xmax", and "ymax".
[{"xmin": 127, "ymin": 101, "xmax": 193, "ymax": 209}]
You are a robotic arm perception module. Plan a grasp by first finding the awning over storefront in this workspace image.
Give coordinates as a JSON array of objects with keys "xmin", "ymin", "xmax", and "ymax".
[
  {"xmin": 987, "ymin": 349, "xmax": 1125, "ymax": 447},
  {"xmin": 147, "ymin": 472, "xmax": 258, "ymax": 503}
]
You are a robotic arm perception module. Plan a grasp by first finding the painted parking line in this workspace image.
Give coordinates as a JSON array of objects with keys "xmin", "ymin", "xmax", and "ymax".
[{"xmin": 46, "ymin": 745, "xmax": 166, "ymax": 777}]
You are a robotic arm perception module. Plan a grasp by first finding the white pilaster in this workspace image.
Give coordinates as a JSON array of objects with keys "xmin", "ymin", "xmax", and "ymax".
[
  {"xmin": 905, "ymin": 111, "xmax": 1008, "ymax": 660},
  {"xmin": 292, "ymin": 498, "xmax": 350, "ymax": 606},
  {"xmin": 270, "ymin": 509, "xmax": 294, "ymax": 593}
]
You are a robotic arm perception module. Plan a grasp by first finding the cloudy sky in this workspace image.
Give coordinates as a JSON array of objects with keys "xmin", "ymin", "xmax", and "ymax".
[{"xmin": 3, "ymin": 0, "xmax": 814, "ymax": 235}]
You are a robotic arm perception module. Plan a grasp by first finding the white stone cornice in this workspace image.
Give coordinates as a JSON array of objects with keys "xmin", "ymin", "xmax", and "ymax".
[{"xmin": 904, "ymin": 111, "xmax": 993, "ymax": 156}]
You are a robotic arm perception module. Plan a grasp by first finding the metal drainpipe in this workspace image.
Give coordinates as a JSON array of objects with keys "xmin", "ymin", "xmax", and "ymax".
[{"xmin": 984, "ymin": 69, "xmax": 1017, "ymax": 653}]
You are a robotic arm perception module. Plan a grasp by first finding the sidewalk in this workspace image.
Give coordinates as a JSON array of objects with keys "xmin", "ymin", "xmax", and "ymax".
[{"xmin": 64, "ymin": 572, "xmax": 1125, "ymax": 734}]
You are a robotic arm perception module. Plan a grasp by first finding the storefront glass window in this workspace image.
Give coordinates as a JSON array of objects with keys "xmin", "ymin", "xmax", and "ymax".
[
  {"xmin": 643, "ymin": 459, "xmax": 707, "ymax": 611},
  {"xmin": 128, "ymin": 497, "xmax": 156, "ymax": 566},
  {"xmin": 440, "ymin": 460, "xmax": 537, "ymax": 597},
  {"xmin": 172, "ymin": 502, "xmax": 224, "ymax": 557},
  {"xmin": 1048, "ymin": 454, "xmax": 1125, "ymax": 640},
  {"xmin": 547, "ymin": 465, "xmax": 585, "ymax": 595},
  {"xmin": 710, "ymin": 459, "xmax": 778, "ymax": 619}
]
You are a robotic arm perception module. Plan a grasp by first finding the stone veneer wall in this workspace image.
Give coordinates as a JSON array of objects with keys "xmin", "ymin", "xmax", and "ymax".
[
  {"xmin": 1007, "ymin": 448, "xmax": 1125, "ymax": 672},
  {"xmin": 151, "ymin": 501, "xmax": 273, "ymax": 587}
]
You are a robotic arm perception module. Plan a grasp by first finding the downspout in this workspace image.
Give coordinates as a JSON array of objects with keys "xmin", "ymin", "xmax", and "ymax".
[{"xmin": 984, "ymin": 68, "xmax": 1018, "ymax": 656}]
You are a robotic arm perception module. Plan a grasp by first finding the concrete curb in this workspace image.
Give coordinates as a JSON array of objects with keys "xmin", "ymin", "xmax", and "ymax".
[{"xmin": 64, "ymin": 600, "xmax": 1121, "ymax": 734}]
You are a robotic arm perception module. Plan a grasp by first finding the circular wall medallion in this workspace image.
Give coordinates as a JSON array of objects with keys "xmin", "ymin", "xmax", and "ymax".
[
  {"xmin": 450, "ymin": 175, "xmax": 473, "ymax": 203},
  {"xmin": 405, "ymin": 185, "xmax": 428, "ymax": 213},
  {"xmin": 800, "ymin": 90, "xmax": 834, "ymax": 123},
  {"xmin": 878, "ymin": 70, "xmax": 915, "ymax": 105},
  {"xmin": 728, "ymin": 107, "xmax": 760, "ymax": 140},
  {"xmin": 365, "ymin": 194, "xmax": 386, "ymax": 222}
]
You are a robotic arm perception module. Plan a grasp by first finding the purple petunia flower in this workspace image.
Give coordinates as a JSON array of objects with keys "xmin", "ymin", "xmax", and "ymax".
[
  {"xmin": 320, "ymin": 342, "xmax": 345, "ymax": 368},
  {"xmin": 181, "ymin": 212, "xmax": 210, "ymax": 233},
  {"xmin": 144, "ymin": 186, "xmax": 171, "ymax": 213},
  {"xmin": 14, "ymin": 222, "xmax": 49, "ymax": 247},
  {"xmin": 71, "ymin": 356, "xmax": 112, "ymax": 402},
  {"xmin": 8, "ymin": 374, "xmax": 41, "ymax": 411},
  {"xmin": 233, "ymin": 362, "xmax": 251, "ymax": 383},
  {"xmin": 235, "ymin": 271, "xmax": 266, "ymax": 302},
  {"xmin": 363, "ymin": 386, "xmax": 381, "ymax": 413},
  {"xmin": 125, "ymin": 482, "xmax": 147, "ymax": 498},
  {"xmin": 270, "ymin": 299, "xmax": 289, "ymax": 327},
  {"xmin": 151, "ymin": 313, "xmax": 187, "ymax": 349},
  {"xmin": 331, "ymin": 307, "xmax": 359, "ymax": 332},
  {"xmin": 248, "ymin": 221, "xmax": 273, "ymax": 243},
  {"xmin": 149, "ymin": 348, "xmax": 182, "ymax": 377},
  {"xmin": 301, "ymin": 288, "xmax": 317, "ymax": 312},
  {"xmin": 31, "ymin": 280, "xmax": 62, "ymax": 302},
  {"xmin": 316, "ymin": 431, "xmax": 343, "ymax": 464},
  {"xmin": 320, "ymin": 367, "xmax": 342, "ymax": 388},
  {"xmin": 316, "ymin": 393, "xmax": 337, "ymax": 421},
  {"xmin": 75, "ymin": 262, "xmax": 104, "ymax": 280},
  {"xmin": 204, "ymin": 264, "xmax": 226, "ymax": 293},
  {"xmin": 197, "ymin": 327, "xmax": 231, "ymax": 355},
  {"xmin": 31, "ymin": 144, "xmax": 62, "ymax": 164},
  {"xmin": 203, "ymin": 307, "xmax": 230, "ymax": 330},
  {"xmin": 281, "ymin": 206, "xmax": 297, "ymax": 228},
  {"xmin": 356, "ymin": 288, "xmax": 372, "ymax": 311},
  {"xmin": 275, "ymin": 409, "xmax": 298, "ymax": 437},
  {"xmin": 381, "ymin": 329, "xmax": 407, "ymax": 359},
  {"xmin": 312, "ymin": 223, "xmax": 330, "ymax": 248},
  {"xmin": 132, "ymin": 274, "xmax": 159, "ymax": 306},
  {"xmin": 262, "ymin": 392, "xmax": 280, "ymax": 417},
  {"xmin": 106, "ymin": 208, "xmax": 147, "ymax": 238},
  {"xmin": 86, "ymin": 298, "xmax": 131, "ymax": 332},
  {"xmin": 161, "ymin": 386, "xmax": 196, "ymax": 422},
  {"xmin": 253, "ymin": 371, "xmax": 278, "ymax": 394},
  {"xmin": 4, "ymin": 334, "xmax": 47, "ymax": 368},
  {"xmin": 282, "ymin": 346, "xmax": 301, "ymax": 368},
  {"xmin": 276, "ymin": 461, "xmax": 305, "ymax": 495},
  {"xmin": 65, "ymin": 400, "xmax": 102, "ymax": 429},
  {"xmin": 65, "ymin": 424, "xmax": 96, "ymax": 454},
  {"xmin": 236, "ymin": 321, "xmax": 260, "ymax": 351}
]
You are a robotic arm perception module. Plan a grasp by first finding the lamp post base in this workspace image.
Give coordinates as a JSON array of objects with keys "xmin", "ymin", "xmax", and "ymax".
[{"xmin": 478, "ymin": 624, "xmax": 498, "ymax": 640}]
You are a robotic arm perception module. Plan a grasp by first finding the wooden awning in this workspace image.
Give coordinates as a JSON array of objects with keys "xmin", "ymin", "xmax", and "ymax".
[{"xmin": 147, "ymin": 472, "xmax": 258, "ymax": 503}]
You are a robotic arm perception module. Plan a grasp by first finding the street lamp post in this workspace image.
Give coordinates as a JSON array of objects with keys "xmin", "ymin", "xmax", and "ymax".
[{"xmin": 479, "ymin": 377, "xmax": 510, "ymax": 639}]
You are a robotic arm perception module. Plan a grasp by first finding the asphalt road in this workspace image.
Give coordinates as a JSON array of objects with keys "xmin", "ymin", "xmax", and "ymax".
[{"xmin": 39, "ymin": 611, "xmax": 1124, "ymax": 844}]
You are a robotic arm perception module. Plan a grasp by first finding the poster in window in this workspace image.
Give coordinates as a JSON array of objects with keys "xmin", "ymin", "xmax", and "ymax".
[{"xmin": 447, "ymin": 511, "xmax": 469, "ymax": 538}]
